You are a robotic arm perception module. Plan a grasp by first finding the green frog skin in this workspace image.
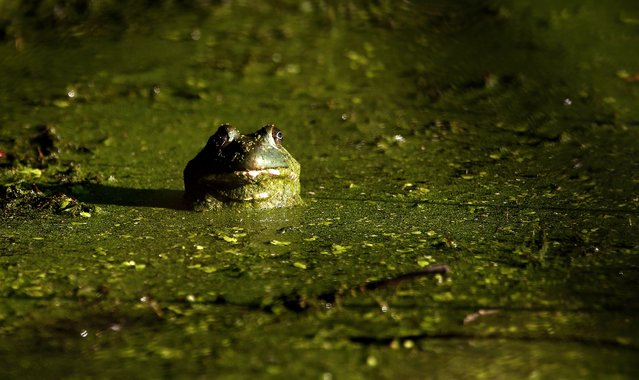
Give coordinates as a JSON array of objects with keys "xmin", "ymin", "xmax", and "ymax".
[{"xmin": 184, "ymin": 124, "xmax": 301, "ymax": 210}]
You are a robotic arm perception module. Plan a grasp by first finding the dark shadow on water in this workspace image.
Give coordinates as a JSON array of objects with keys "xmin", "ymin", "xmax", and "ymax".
[
  {"xmin": 73, "ymin": 184, "xmax": 188, "ymax": 210},
  {"xmin": 69, "ymin": 184, "xmax": 639, "ymax": 215}
]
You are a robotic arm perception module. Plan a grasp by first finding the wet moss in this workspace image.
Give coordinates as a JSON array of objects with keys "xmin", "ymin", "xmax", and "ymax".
[{"xmin": 0, "ymin": 183, "xmax": 93, "ymax": 218}]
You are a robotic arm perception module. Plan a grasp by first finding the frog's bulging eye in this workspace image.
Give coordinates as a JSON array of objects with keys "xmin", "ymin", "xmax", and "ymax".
[
  {"xmin": 272, "ymin": 128, "xmax": 283, "ymax": 144},
  {"xmin": 209, "ymin": 130, "xmax": 228, "ymax": 148},
  {"xmin": 214, "ymin": 134, "xmax": 228, "ymax": 147},
  {"xmin": 210, "ymin": 124, "xmax": 237, "ymax": 148}
]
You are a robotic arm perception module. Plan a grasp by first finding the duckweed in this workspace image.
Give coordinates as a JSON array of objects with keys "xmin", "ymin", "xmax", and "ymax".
[{"xmin": 1, "ymin": 1, "xmax": 638, "ymax": 379}]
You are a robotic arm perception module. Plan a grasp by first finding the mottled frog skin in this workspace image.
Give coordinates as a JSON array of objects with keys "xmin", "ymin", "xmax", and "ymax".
[{"xmin": 184, "ymin": 124, "xmax": 301, "ymax": 210}]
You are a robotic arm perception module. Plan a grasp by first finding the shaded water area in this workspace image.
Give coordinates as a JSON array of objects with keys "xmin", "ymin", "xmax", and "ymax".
[{"xmin": 1, "ymin": 0, "xmax": 639, "ymax": 378}]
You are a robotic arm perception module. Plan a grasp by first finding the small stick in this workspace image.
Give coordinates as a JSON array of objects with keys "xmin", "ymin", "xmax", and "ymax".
[{"xmin": 358, "ymin": 264, "xmax": 450, "ymax": 292}]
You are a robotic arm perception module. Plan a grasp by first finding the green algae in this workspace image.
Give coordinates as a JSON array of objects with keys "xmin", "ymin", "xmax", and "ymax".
[{"xmin": 1, "ymin": 0, "xmax": 639, "ymax": 378}]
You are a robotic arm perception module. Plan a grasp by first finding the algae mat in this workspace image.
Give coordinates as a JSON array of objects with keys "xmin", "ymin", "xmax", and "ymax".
[{"xmin": 1, "ymin": 1, "xmax": 638, "ymax": 378}]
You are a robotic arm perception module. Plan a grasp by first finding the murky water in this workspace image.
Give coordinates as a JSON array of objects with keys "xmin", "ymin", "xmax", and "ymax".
[{"xmin": 1, "ymin": 1, "xmax": 638, "ymax": 378}]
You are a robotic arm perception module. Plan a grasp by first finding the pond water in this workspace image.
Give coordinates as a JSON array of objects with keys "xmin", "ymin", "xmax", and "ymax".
[{"xmin": 1, "ymin": 1, "xmax": 638, "ymax": 378}]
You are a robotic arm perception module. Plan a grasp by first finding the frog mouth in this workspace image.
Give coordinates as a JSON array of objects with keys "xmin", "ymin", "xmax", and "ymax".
[
  {"xmin": 241, "ymin": 168, "xmax": 286, "ymax": 179},
  {"xmin": 195, "ymin": 166, "xmax": 300, "ymax": 204},
  {"xmin": 232, "ymin": 167, "xmax": 299, "ymax": 182},
  {"xmin": 199, "ymin": 167, "xmax": 298, "ymax": 186}
]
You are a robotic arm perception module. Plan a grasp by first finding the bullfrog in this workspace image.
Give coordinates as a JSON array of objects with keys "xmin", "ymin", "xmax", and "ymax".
[{"xmin": 183, "ymin": 124, "xmax": 301, "ymax": 210}]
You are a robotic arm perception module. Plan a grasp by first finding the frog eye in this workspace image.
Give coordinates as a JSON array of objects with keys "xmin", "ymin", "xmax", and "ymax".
[
  {"xmin": 209, "ymin": 131, "xmax": 228, "ymax": 148},
  {"xmin": 271, "ymin": 127, "xmax": 283, "ymax": 144},
  {"xmin": 209, "ymin": 124, "xmax": 236, "ymax": 148}
]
